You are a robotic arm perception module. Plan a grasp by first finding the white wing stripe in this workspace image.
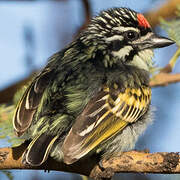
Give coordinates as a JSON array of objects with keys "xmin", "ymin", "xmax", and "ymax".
[{"xmin": 88, "ymin": 104, "xmax": 107, "ymax": 117}]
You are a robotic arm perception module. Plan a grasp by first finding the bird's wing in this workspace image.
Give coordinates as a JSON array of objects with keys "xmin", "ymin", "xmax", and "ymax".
[
  {"xmin": 63, "ymin": 85, "xmax": 151, "ymax": 164},
  {"xmin": 13, "ymin": 51, "xmax": 65, "ymax": 137},
  {"xmin": 12, "ymin": 50, "xmax": 72, "ymax": 137},
  {"xmin": 13, "ymin": 68, "xmax": 53, "ymax": 137}
]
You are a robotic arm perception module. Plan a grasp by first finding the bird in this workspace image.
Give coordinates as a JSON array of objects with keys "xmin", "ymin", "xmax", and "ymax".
[{"xmin": 13, "ymin": 7, "xmax": 174, "ymax": 166}]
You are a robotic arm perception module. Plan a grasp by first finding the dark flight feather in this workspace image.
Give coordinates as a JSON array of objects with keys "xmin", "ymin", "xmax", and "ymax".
[
  {"xmin": 23, "ymin": 133, "xmax": 58, "ymax": 166},
  {"xmin": 13, "ymin": 69, "xmax": 53, "ymax": 136}
]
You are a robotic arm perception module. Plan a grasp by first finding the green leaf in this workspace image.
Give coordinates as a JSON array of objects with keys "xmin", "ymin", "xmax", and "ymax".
[{"xmin": 0, "ymin": 105, "xmax": 24, "ymax": 146}]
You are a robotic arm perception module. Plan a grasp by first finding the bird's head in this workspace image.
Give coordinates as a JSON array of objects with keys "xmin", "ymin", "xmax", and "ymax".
[{"xmin": 79, "ymin": 8, "xmax": 174, "ymax": 71}]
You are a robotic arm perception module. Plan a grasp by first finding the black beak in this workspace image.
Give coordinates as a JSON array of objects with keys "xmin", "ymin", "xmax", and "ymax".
[{"xmin": 137, "ymin": 33, "xmax": 175, "ymax": 50}]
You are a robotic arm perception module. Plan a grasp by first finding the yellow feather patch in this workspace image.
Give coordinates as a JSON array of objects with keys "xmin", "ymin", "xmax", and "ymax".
[
  {"xmin": 83, "ymin": 115, "xmax": 128, "ymax": 154},
  {"xmin": 80, "ymin": 86, "xmax": 151, "ymax": 151},
  {"xmin": 105, "ymin": 87, "xmax": 151, "ymax": 115}
]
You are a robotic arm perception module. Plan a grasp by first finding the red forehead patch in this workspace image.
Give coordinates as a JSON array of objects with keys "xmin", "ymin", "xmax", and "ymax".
[{"xmin": 137, "ymin": 13, "xmax": 150, "ymax": 28}]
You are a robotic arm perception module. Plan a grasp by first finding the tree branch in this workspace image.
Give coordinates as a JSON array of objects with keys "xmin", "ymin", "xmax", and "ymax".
[
  {"xmin": 0, "ymin": 144, "xmax": 180, "ymax": 179},
  {"xmin": 150, "ymin": 72, "xmax": 180, "ymax": 87},
  {"xmin": 0, "ymin": 73, "xmax": 34, "ymax": 104},
  {"xmin": 0, "ymin": 143, "xmax": 98, "ymax": 177},
  {"xmin": 76, "ymin": 0, "xmax": 91, "ymax": 34},
  {"xmin": 150, "ymin": 46, "xmax": 180, "ymax": 87},
  {"xmin": 150, "ymin": 63, "xmax": 180, "ymax": 87},
  {"xmin": 145, "ymin": 0, "xmax": 180, "ymax": 28}
]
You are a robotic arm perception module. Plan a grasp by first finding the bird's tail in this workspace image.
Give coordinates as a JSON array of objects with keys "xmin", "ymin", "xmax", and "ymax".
[{"xmin": 22, "ymin": 133, "xmax": 58, "ymax": 166}]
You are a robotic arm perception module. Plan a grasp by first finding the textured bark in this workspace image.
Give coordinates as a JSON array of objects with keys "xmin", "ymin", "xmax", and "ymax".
[
  {"xmin": 0, "ymin": 144, "xmax": 180, "ymax": 180},
  {"xmin": 150, "ymin": 72, "xmax": 180, "ymax": 87}
]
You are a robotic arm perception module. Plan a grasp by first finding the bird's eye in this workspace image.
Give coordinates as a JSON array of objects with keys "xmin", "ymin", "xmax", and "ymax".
[{"xmin": 125, "ymin": 31, "xmax": 139, "ymax": 41}]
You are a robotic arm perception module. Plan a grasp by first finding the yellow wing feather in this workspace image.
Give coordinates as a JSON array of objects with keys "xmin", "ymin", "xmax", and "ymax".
[
  {"xmin": 63, "ymin": 85, "xmax": 151, "ymax": 164},
  {"xmin": 79, "ymin": 86, "xmax": 151, "ymax": 151}
]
